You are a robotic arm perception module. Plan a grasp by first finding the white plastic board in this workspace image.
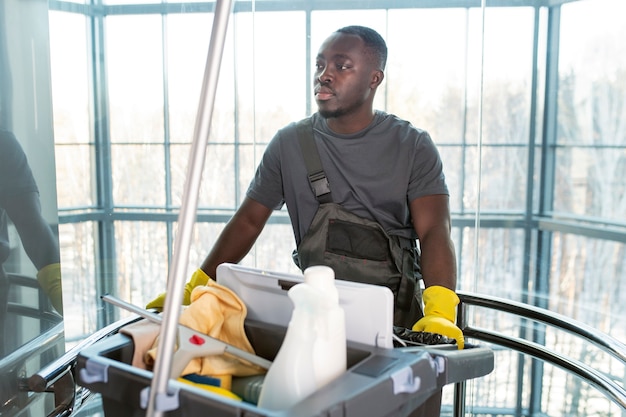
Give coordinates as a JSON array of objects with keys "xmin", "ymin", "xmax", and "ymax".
[{"xmin": 216, "ymin": 263, "xmax": 395, "ymax": 348}]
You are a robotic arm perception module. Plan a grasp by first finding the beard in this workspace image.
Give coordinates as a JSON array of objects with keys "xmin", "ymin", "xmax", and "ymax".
[
  {"xmin": 317, "ymin": 99, "xmax": 363, "ymax": 119},
  {"xmin": 317, "ymin": 99, "xmax": 346, "ymax": 119},
  {"xmin": 318, "ymin": 108, "xmax": 344, "ymax": 119}
]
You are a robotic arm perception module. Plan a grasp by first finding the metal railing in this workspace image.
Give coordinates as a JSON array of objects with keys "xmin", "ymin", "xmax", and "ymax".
[{"xmin": 454, "ymin": 291, "xmax": 626, "ymax": 416}]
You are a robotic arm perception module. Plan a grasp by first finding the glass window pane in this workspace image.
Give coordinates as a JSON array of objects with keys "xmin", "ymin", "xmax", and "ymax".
[
  {"xmin": 107, "ymin": 15, "xmax": 165, "ymax": 143},
  {"xmin": 166, "ymin": 12, "xmax": 237, "ymax": 144},
  {"xmin": 387, "ymin": 8, "xmax": 468, "ymax": 142},
  {"xmin": 555, "ymin": 1, "xmax": 626, "ymax": 223},
  {"xmin": 550, "ymin": 233, "xmax": 625, "ymax": 339},
  {"xmin": 59, "ymin": 221, "xmax": 97, "ymax": 343},
  {"xmin": 459, "ymin": 227, "xmax": 525, "ymax": 297},
  {"xmin": 49, "ymin": 11, "xmax": 94, "ymax": 211},
  {"xmin": 480, "ymin": 146, "xmax": 528, "ymax": 211},
  {"xmin": 554, "ymin": 147, "xmax": 626, "ymax": 218},
  {"xmin": 248, "ymin": 11, "xmax": 307, "ymax": 139},
  {"xmin": 539, "ymin": 361, "xmax": 620, "ymax": 415},
  {"xmin": 481, "ymin": 8, "xmax": 534, "ymax": 145},
  {"xmin": 170, "ymin": 143, "xmax": 236, "ymax": 208},
  {"xmin": 49, "ymin": 11, "xmax": 90, "ymax": 145},
  {"xmin": 55, "ymin": 144, "xmax": 95, "ymax": 208},
  {"xmin": 111, "ymin": 144, "xmax": 165, "ymax": 206},
  {"xmin": 558, "ymin": 0, "xmax": 626, "ymax": 147},
  {"xmin": 115, "ymin": 221, "xmax": 168, "ymax": 307}
]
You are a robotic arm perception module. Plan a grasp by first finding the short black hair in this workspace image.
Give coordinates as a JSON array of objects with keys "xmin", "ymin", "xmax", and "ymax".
[{"xmin": 335, "ymin": 25, "xmax": 387, "ymax": 71}]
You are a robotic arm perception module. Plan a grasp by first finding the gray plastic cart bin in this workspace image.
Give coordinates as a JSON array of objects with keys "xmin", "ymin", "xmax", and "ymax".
[{"xmin": 76, "ymin": 318, "xmax": 493, "ymax": 417}]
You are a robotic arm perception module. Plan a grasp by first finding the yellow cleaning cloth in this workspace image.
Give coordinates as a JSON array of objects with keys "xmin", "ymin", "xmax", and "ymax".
[
  {"xmin": 146, "ymin": 279, "xmax": 265, "ymax": 379},
  {"xmin": 120, "ymin": 319, "xmax": 161, "ymax": 369}
]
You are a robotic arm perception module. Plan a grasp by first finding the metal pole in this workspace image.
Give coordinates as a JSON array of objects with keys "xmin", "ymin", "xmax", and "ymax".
[
  {"xmin": 146, "ymin": 0, "xmax": 234, "ymax": 415},
  {"xmin": 454, "ymin": 301, "xmax": 468, "ymax": 417}
]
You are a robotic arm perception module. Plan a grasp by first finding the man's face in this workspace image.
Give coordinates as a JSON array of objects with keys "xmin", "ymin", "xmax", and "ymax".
[{"xmin": 314, "ymin": 33, "xmax": 381, "ymax": 120}]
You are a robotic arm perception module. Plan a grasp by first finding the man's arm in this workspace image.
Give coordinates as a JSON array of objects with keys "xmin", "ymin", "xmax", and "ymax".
[
  {"xmin": 410, "ymin": 194, "xmax": 457, "ymax": 290},
  {"xmin": 200, "ymin": 196, "xmax": 273, "ymax": 279},
  {"xmin": 410, "ymin": 194, "xmax": 464, "ymax": 348}
]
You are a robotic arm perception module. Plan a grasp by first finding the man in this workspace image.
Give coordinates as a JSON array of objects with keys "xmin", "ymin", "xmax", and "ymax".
[
  {"xmin": 150, "ymin": 25, "xmax": 462, "ymax": 344},
  {"xmin": 149, "ymin": 24, "xmax": 461, "ymax": 416}
]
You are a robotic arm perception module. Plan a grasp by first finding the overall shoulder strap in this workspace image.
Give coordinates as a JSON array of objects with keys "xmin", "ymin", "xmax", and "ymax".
[{"xmin": 296, "ymin": 118, "xmax": 332, "ymax": 203}]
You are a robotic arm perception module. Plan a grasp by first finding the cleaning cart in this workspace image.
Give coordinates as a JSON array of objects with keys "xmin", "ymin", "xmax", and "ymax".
[{"xmin": 75, "ymin": 263, "xmax": 494, "ymax": 417}]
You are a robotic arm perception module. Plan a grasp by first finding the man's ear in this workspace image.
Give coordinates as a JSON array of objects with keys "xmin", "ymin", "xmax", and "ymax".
[{"xmin": 371, "ymin": 70, "xmax": 384, "ymax": 88}]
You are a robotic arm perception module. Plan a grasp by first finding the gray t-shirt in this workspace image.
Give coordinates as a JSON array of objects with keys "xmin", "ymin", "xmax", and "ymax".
[{"xmin": 247, "ymin": 111, "xmax": 448, "ymax": 245}]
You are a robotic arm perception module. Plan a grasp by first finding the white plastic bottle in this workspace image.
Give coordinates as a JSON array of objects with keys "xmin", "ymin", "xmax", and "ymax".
[
  {"xmin": 257, "ymin": 283, "xmax": 319, "ymax": 410},
  {"xmin": 257, "ymin": 266, "xmax": 347, "ymax": 410},
  {"xmin": 305, "ymin": 265, "xmax": 347, "ymax": 386}
]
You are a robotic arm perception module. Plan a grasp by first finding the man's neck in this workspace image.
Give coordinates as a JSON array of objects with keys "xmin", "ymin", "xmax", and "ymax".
[{"xmin": 325, "ymin": 110, "xmax": 376, "ymax": 134}]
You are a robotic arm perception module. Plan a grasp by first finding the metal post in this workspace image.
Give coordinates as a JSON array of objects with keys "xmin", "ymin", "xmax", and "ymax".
[
  {"xmin": 145, "ymin": 0, "xmax": 234, "ymax": 415},
  {"xmin": 454, "ymin": 300, "xmax": 468, "ymax": 417}
]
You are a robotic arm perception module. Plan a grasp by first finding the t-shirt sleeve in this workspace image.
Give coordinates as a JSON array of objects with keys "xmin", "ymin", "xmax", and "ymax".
[
  {"xmin": 407, "ymin": 130, "xmax": 448, "ymax": 202},
  {"xmin": 246, "ymin": 131, "xmax": 286, "ymax": 211}
]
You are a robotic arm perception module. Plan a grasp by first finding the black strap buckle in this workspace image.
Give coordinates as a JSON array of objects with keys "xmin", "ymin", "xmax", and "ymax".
[{"xmin": 309, "ymin": 171, "xmax": 331, "ymax": 199}]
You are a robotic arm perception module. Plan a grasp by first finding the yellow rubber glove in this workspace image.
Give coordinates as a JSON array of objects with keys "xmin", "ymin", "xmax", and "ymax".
[
  {"xmin": 37, "ymin": 263, "xmax": 64, "ymax": 315},
  {"xmin": 145, "ymin": 268, "xmax": 211, "ymax": 311},
  {"xmin": 412, "ymin": 285, "xmax": 464, "ymax": 349}
]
